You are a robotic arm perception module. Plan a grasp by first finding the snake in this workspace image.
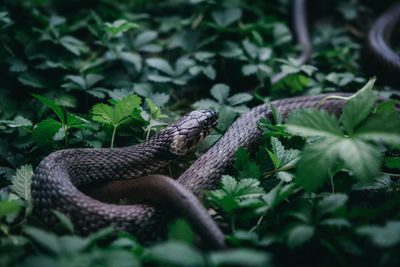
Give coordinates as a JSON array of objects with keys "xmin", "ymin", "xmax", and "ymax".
[{"xmin": 31, "ymin": 1, "xmax": 400, "ymax": 249}]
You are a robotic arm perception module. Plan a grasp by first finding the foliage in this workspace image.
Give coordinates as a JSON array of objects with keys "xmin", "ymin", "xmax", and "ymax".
[{"xmin": 0, "ymin": 0, "xmax": 399, "ymax": 266}]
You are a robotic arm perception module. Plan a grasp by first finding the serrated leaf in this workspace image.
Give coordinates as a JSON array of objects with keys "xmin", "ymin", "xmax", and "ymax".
[
  {"xmin": 341, "ymin": 78, "xmax": 377, "ymax": 133},
  {"xmin": 276, "ymin": 171, "xmax": 294, "ymax": 182},
  {"xmin": 320, "ymin": 218, "xmax": 351, "ymax": 228},
  {"xmin": 104, "ymin": 19, "xmax": 138, "ymax": 35},
  {"xmin": 146, "ymin": 58, "xmax": 175, "ymax": 76},
  {"xmin": 134, "ymin": 30, "xmax": 158, "ymax": 48},
  {"xmin": 207, "ymin": 175, "xmax": 265, "ymax": 212},
  {"xmin": 242, "ymin": 40, "xmax": 259, "ymax": 59},
  {"xmin": 92, "ymin": 104, "xmax": 116, "ymax": 125},
  {"xmin": 146, "ymin": 241, "xmax": 204, "ymax": 266},
  {"xmin": 55, "ymin": 95, "xmax": 77, "ymax": 108},
  {"xmin": 217, "ymin": 105, "xmax": 236, "ymax": 132},
  {"xmin": 235, "ymin": 147, "xmax": 262, "ymax": 179},
  {"xmin": 24, "ymin": 226, "xmax": 61, "ymax": 254},
  {"xmin": 295, "ymin": 138, "xmax": 341, "ymax": 192},
  {"xmin": 337, "ymin": 139, "xmax": 381, "ymax": 182},
  {"xmin": 193, "ymin": 99, "xmax": 219, "ymax": 110},
  {"xmin": 10, "ymin": 164, "xmax": 33, "ymax": 201},
  {"xmin": 285, "ymin": 108, "xmax": 343, "ymax": 137},
  {"xmin": 210, "ymin": 83, "xmax": 230, "ymax": 104},
  {"xmin": 229, "ymin": 93, "xmax": 252, "ymax": 106},
  {"xmin": 32, "ymin": 94, "xmax": 65, "ymax": 124},
  {"xmin": 354, "ymin": 113, "xmax": 400, "ymax": 145},
  {"xmin": 317, "ymin": 193, "xmax": 348, "ymax": 215},
  {"xmin": 32, "ymin": 119, "xmax": 63, "ymax": 145},
  {"xmin": 59, "ymin": 35, "xmax": 88, "ymax": 56},
  {"xmin": 86, "ymin": 74, "xmax": 104, "ymax": 88},
  {"xmin": 53, "ymin": 210, "xmax": 74, "ymax": 234},
  {"xmin": 209, "ymin": 249, "xmax": 270, "ymax": 267},
  {"xmin": 211, "ymin": 8, "xmax": 242, "ymax": 27},
  {"xmin": 242, "ymin": 64, "xmax": 258, "ymax": 76},
  {"xmin": 357, "ymin": 221, "xmax": 400, "ymax": 248},
  {"xmin": 18, "ymin": 72, "xmax": 48, "ymax": 88},
  {"xmin": 287, "ymin": 224, "xmax": 314, "ymax": 248},
  {"xmin": 0, "ymin": 115, "xmax": 32, "ymax": 128}
]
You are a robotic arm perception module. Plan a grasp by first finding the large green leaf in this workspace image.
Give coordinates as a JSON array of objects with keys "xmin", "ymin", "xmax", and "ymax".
[
  {"xmin": 285, "ymin": 108, "xmax": 343, "ymax": 137},
  {"xmin": 10, "ymin": 164, "xmax": 33, "ymax": 201},
  {"xmin": 32, "ymin": 94, "xmax": 65, "ymax": 124},
  {"xmin": 341, "ymin": 78, "xmax": 376, "ymax": 133}
]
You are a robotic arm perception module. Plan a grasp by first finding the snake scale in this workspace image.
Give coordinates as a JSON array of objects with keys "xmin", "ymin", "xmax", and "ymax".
[{"xmin": 31, "ymin": 0, "xmax": 400, "ymax": 249}]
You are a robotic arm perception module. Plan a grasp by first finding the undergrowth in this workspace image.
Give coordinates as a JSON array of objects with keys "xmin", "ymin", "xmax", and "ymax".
[{"xmin": 0, "ymin": 0, "xmax": 400, "ymax": 266}]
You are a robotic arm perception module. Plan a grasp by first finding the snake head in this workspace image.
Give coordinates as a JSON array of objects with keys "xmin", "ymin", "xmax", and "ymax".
[{"xmin": 169, "ymin": 110, "xmax": 218, "ymax": 155}]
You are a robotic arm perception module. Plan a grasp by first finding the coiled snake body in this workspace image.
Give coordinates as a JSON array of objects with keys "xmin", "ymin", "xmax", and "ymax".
[{"xmin": 31, "ymin": 1, "xmax": 400, "ymax": 249}]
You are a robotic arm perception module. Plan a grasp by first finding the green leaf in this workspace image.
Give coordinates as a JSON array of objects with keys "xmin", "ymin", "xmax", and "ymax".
[
  {"xmin": 341, "ymin": 78, "xmax": 377, "ymax": 133},
  {"xmin": 0, "ymin": 200, "xmax": 21, "ymax": 219},
  {"xmin": 210, "ymin": 83, "xmax": 230, "ymax": 104},
  {"xmin": 386, "ymin": 158, "xmax": 400, "ymax": 169},
  {"xmin": 216, "ymin": 105, "xmax": 236, "ymax": 132},
  {"xmin": 32, "ymin": 94, "xmax": 65, "ymax": 124},
  {"xmin": 59, "ymin": 35, "xmax": 88, "ymax": 56},
  {"xmin": 66, "ymin": 113, "xmax": 88, "ymax": 129},
  {"xmin": 337, "ymin": 139, "xmax": 381, "ymax": 182},
  {"xmin": 24, "ymin": 226, "xmax": 61, "ymax": 254},
  {"xmin": 53, "ymin": 210, "xmax": 74, "ymax": 234},
  {"xmin": 32, "ymin": 119, "xmax": 63, "ymax": 145},
  {"xmin": 211, "ymin": 8, "xmax": 242, "ymax": 27},
  {"xmin": 354, "ymin": 113, "xmax": 400, "ymax": 145},
  {"xmin": 146, "ymin": 241, "xmax": 204, "ymax": 266},
  {"xmin": 207, "ymin": 175, "xmax": 265, "ymax": 212},
  {"xmin": 242, "ymin": 40, "xmax": 259, "ymax": 59},
  {"xmin": 317, "ymin": 193, "xmax": 348, "ymax": 216},
  {"xmin": 229, "ymin": 93, "xmax": 252, "ymax": 106},
  {"xmin": 209, "ymin": 249, "xmax": 270, "ymax": 267},
  {"xmin": 146, "ymin": 58, "xmax": 175, "ymax": 76},
  {"xmin": 320, "ymin": 218, "xmax": 351, "ymax": 228},
  {"xmin": 10, "ymin": 164, "xmax": 33, "ymax": 202},
  {"xmin": 168, "ymin": 219, "xmax": 195, "ymax": 244},
  {"xmin": 357, "ymin": 221, "xmax": 400, "ymax": 248},
  {"xmin": 287, "ymin": 224, "xmax": 314, "ymax": 248},
  {"xmin": 285, "ymin": 109, "xmax": 343, "ymax": 137},
  {"xmin": 235, "ymin": 147, "xmax": 262, "ymax": 179},
  {"xmin": 0, "ymin": 115, "xmax": 32, "ymax": 128},
  {"xmin": 295, "ymin": 138, "xmax": 341, "ymax": 192},
  {"xmin": 104, "ymin": 19, "xmax": 138, "ymax": 36},
  {"xmin": 296, "ymin": 137, "xmax": 381, "ymax": 191},
  {"xmin": 92, "ymin": 103, "xmax": 116, "ymax": 125},
  {"xmin": 193, "ymin": 99, "xmax": 219, "ymax": 110},
  {"xmin": 242, "ymin": 64, "xmax": 258, "ymax": 76},
  {"xmin": 146, "ymin": 98, "xmax": 167, "ymax": 120},
  {"xmin": 18, "ymin": 72, "xmax": 48, "ymax": 88}
]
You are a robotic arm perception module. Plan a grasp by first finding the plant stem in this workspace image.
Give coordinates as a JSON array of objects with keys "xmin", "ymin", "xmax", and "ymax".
[
  {"xmin": 330, "ymin": 174, "xmax": 335, "ymax": 194},
  {"xmin": 64, "ymin": 126, "xmax": 69, "ymax": 148},
  {"xmin": 111, "ymin": 125, "xmax": 117, "ymax": 148},
  {"xmin": 262, "ymin": 164, "xmax": 295, "ymax": 179},
  {"xmin": 146, "ymin": 118, "xmax": 152, "ymax": 141},
  {"xmin": 315, "ymin": 95, "xmax": 349, "ymax": 109}
]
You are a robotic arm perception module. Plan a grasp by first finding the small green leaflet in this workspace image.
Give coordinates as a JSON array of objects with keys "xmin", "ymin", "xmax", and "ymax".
[
  {"xmin": 32, "ymin": 119, "xmax": 62, "ymax": 145},
  {"xmin": 206, "ymin": 175, "xmax": 265, "ymax": 212},
  {"xmin": 10, "ymin": 164, "xmax": 33, "ymax": 202},
  {"xmin": 104, "ymin": 19, "xmax": 138, "ymax": 36},
  {"xmin": 266, "ymin": 137, "xmax": 300, "ymax": 182},
  {"xmin": 92, "ymin": 95, "xmax": 142, "ymax": 127},
  {"xmin": 32, "ymin": 94, "xmax": 65, "ymax": 124},
  {"xmin": 235, "ymin": 147, "xmax": 261, "ymax": 179},
  {"xmin": 357, "ymin": 221, "xmax": 400, "ymax": 248}
]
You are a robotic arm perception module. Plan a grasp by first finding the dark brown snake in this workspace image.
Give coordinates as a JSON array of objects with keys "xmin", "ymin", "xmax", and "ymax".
[{"xmin": 31, "ymin": 1, "xmax": 400, "ymax": 249}]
